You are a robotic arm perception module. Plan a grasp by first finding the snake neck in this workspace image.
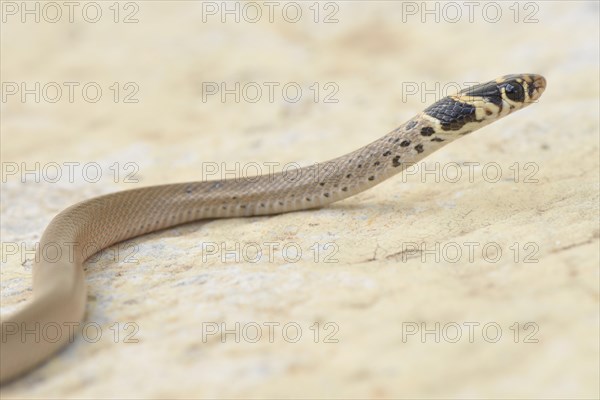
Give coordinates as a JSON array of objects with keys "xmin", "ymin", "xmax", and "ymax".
[{"xmin": 239, "ymin": 112, "xmax": 464, "ymax": 212}]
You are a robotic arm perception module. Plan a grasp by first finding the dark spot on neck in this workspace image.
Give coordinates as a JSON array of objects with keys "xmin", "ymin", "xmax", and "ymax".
[{"xmin": 420, "ymin": 127, "xmax": 435, "ymax": 136}]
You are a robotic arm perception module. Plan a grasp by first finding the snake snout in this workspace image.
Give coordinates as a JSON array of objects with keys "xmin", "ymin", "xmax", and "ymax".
[{"xmin": 528, "ymin": 74, "xmax": 547, "ymax": 102}]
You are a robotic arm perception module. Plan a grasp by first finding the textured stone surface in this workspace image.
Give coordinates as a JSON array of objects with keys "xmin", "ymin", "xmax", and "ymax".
[{"xmin": 1, "ymin": 2, "xmax": 598, "ymax": 398}]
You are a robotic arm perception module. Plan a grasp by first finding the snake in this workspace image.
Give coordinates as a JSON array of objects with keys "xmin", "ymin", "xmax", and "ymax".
[{"xmin": 0, "ymin": 74, "xmax": 546, "ymax": 383}]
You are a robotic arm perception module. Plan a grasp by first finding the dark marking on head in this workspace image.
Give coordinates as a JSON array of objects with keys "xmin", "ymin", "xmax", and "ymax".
[
  {"xmin": 460, "ymin": 81, "xmax": 503, "ymax": 107},
  {"xmin": 374, "ymin": 161, "xmax": 380, "ymax": 166},
  {"xmin": 383, "ymin": 151, "xmax": 391, "ymax": 156},
  {"xmin": 346, "ymin": 174, "xmax": 351, "ymax": 178},
  {"xmin": 306, "ymin": 198, "xmax": 311, "ymax": 201},
  {"xmin": 368, "ymin": 176, "xmax": 375, "ymax": 181},
  {"xmin": 260, "ymin": 203, "xmax": 265, "ymax": 207},
  {"xmin": 324, "ymin": 193, "xmax": 330, "ymax": 197},
  {"xmin": 400, "ymin": 140, "xmax": 411, "ymax": 147},
  {"xmin": 527, "ymin": 81, "xmax": 536, "ymax": 98},
  {"xmin": 392, "ymin": 156, "xmax": 401, "ymax": 167},
  {"xmin": 342, "ymin": 187, "xmax": 348, "ymax": 192},
  {"xmin": 414, "ymin": 144, "xmax": 424, "ymax": 153},
  {"xmin": 420, "ymin": 127, "xmax": 435, "ymax": 136},
  {"xmin": 423, "ymin": 97, "xmax": 477, "ymax": 131},
  {"xmin": 319, "ymin": 182, "xmax": 325, "ymax": 186}
]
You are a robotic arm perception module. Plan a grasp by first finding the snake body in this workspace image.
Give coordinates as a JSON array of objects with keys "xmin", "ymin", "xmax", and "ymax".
[{"xmin": 0, "ymin": 74, "xmax": 546, "ymax": 383}]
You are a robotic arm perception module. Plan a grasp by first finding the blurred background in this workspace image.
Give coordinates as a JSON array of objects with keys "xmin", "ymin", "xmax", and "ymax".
[{"xmin": 1, "ymin": 1, "xmax": 598, "ymax": 398}]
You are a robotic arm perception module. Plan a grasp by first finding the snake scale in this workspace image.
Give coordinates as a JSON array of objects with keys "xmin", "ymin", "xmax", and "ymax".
[{"xmin": 0, "ymin": 74, "xmax": 546, "ymax": 383}]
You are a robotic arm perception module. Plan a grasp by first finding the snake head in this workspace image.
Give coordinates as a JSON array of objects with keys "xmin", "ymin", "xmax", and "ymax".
[
  {"xmin": 423, "ymin": 74, "xmax": 546, "ymax": 133},
  {"xmin": 460, "ymin": 74, "xmax": 546, "ymax": 121},
  {"xmin": 463, "ymin": 73, "xmax": 546, "ymax": 105}
]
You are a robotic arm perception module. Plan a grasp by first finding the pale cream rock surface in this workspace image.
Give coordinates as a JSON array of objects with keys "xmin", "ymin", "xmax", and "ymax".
[{"xmin": 1, "ymin": 1, "xmax": 598, "ymax": 398}]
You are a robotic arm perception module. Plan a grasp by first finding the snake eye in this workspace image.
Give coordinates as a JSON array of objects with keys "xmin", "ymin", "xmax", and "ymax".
[{"xmin": 503, "ymin": 82, "xmax": 525, "ymax": 103}]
